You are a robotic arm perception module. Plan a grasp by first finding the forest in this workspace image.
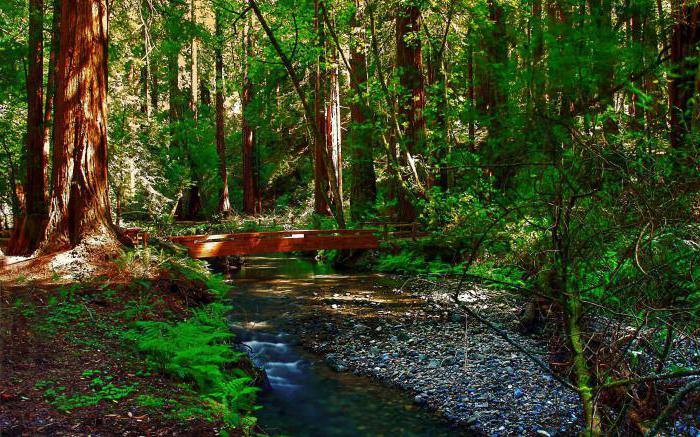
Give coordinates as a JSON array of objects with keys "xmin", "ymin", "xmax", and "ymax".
[{"xmin": 0, "ymin": 0, "xmax": 698, "ymax": 435}]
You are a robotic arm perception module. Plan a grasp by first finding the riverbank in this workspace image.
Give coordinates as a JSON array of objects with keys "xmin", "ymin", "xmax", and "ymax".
[
  {"xmin": 285, "ymin": 271, "xmax": 583, "ymax": 435},
  {"xmin": 0, "ymin": 251, "xmax": 257, "ymax": 436}
]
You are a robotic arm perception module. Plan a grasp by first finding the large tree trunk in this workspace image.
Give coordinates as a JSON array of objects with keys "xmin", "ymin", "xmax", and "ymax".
[
  {"xmin": 167, "ymin": 1, "xmax": 182, "ymax": 151},
  {"xmin": 349, "ymin": 0, "xmax": 377, "ymax": 221},
  {"xmin": 326, "ymin": 12, "xmax": 342, "ymax": 207},
  {"xmin": 484, "ymin": 0, "xmax": 511, "ymax": 189},
  {"xmin": 44, "ymin": 0, "xmax": 60, "ymax": 160},
  {"xmin": 467, "ymin": 36, "xmax": 476, "ymax": 149},
  {"xmin": 426, "ymin": 7, "xmax": 454, "ymax": 191},
  {"xmin": 313, "ymin": 0, "xmax": 331, "ymax": 215},
  {"xmin": 7, "ymin": 0, "xmax": 48, "ymax": 255},
  {"xmin": 395, "ymin": 3, "xmax": 426, "ymax": 222},
  {"xmin": 178, "ymin": 0, "xmax": 201, "ymax": 221},
  {"xmin": 215, "ymin": 6, "xmax": 231, "ymax": 214},
  {"xmin": 396, "ymin": 3, "xmax": 426, "ymax": 155},
  {"xmin": 242, "ymin": 14, "xmax": 261, "ymax": 215},
  {"xmin": 139, "ymin": 0, "xmax": 152, "ymax": 118},
  {"xmin": 190, "ymin": 0, "xmax": 198, "ymax": 119},
  {"xmin": 669, "ymin": 0, "xmax": 700, "ymax": 148},
  {"xmin": 395, "ymin": 2, "xmax": 426, "ymax": 221},
  {"xmin": 41, "ymin": 0, "xmax": 119, "ymax": 252}
]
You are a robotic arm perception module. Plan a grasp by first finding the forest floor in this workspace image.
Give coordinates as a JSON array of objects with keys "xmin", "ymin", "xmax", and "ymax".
[
  {"xmin": 285, "ymin": 274, "xmax": 583, "ymax": 435},
  {"xmin": 0, "ymin": 253, "xmax": 239, "ymax": 436}
]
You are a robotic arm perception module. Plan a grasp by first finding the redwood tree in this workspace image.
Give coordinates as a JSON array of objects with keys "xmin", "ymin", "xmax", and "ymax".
[
  {"xmin": 349, "ymin": 0, "xmax": 377, "ymax": 220},
  {"xmin": 395, "ymin": 1, "xmax": 426, "ymax": 221},
  {"xmin": 242, "ymin": 14, "xmax": 261, "ymax": 215},
  {"xmin": 41, "ymin": 0, "xmax": 119, "ymax": 252},
  {"xmin": 215, "ymin": 5, "xmax": 231, "ymax": 213},
  {"xmin": 7, "ymin": 0, "xmax": 48, "ymax": 255},
  {"xmin": 669, "ymin": 0, "xmax": 700, "ymax": 148},
  {"xmin": 313, "ymin": 0, "xmax": 331, "ymax": 215}
]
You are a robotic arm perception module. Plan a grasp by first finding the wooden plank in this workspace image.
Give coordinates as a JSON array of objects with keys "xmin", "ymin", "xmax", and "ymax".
[
  {"xmin": 185, "ymin": 234, "xmax": 379, "ymax": 258},
  {"xmin": 169, "ymin": 229, "xmax": 377, "ymax": 243}
]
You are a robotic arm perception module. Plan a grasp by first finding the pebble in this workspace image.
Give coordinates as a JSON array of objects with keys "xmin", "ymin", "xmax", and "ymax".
[{"xmin": 295, "ymin": 277, "xmax": 585, "ymax": 435}]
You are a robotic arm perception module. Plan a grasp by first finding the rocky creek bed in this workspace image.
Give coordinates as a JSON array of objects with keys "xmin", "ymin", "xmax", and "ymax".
[{"xmin": 285, "ymin": 275, "xmax": 583, "ymax": 436}]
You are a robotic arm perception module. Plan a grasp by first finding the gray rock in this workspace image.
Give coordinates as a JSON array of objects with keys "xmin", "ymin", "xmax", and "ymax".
[
  {"xmin": 450, "ymin": 312, "xmax": 465, "ymax": 323},
  {"xmin": 441, "ymin": 357, "xmax": 455, "ymax": 367},
  {"xmin": 353, "ymin": 323, "xmax": 369, "ymax": 333}
]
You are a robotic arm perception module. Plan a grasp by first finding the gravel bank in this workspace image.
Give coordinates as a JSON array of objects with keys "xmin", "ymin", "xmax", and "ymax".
[{"xmin": 290, "ymin": 275, "xmax": 582, "ymax": 436}]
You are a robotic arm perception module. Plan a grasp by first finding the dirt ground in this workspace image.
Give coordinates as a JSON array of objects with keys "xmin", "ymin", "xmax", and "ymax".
[{"xmin": 0, "ymin": 255, "xmax": 230, "ymax": 436}]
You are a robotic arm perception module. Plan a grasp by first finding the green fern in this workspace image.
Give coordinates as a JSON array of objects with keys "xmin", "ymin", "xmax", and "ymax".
[{"xmin": 123, "ymin": 302, "xmax": 257, "ymax": 428}]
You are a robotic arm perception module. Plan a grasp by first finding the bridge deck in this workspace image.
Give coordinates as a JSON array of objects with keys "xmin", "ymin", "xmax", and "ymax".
[{"xmin": 169, "ymin": 229, "xmax": 380, "ymax": 258}]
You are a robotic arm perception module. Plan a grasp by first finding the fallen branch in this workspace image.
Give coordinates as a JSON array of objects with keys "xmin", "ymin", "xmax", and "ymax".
[
  {"xmin": 446, "ymin": 293, "xmax": 579, "ymax": 392},
  {"xmin": 597, "ymin": 369, "xmax": 700, "ymax": 390},
  {"xmin": 646, "ymin": 379, "xmax": 700, "ymax": 436}
]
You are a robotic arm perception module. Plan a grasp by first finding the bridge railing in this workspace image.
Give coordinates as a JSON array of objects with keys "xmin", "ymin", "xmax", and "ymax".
[
  {"xmin": 358, "ymin": 221, "xmax": 426, "ymax": 240},
  {"xmin": 169, "ymin": 229, "xmax": 380, "ymax": 258}
]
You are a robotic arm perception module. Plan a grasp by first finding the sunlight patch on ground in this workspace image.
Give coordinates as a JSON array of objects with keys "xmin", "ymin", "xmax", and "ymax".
[{"xmin": 5, "ymin": 255, "xmax": 30, "ymax": 266}]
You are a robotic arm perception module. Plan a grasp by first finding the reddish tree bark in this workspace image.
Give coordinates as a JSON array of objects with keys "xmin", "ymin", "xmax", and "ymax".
[
  {"xmin": 396, "ymin": 4, "xmax": 426, "ymax": 155},
  {"xmin": 41, "ymin": 0, "xmax": 119, "ymax": 252},
  {"xmin": 395, "ymin": 2, "xmax": 425, "ymax": 221},
  {"xmin": 215, "ymin": 6, "xmax": 231, "ymax": 214},
  {"xmin": 44, "ymin": 0, "xmax": 60, "ymax": 158},
  {"xmin": 242, "ymin": 15, "xmax": 261, "ymax": 215},
  {"xmin": 7, "ymin": 0, "xmax": 48, "ymax": 255},
  {"xmin": 669, "ymin": 0, "xmax": 700, "ymax": 148}
]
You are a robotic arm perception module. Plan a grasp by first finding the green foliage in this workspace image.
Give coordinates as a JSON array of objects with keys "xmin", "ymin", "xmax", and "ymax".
[
  {"xmin": 40, "ymin": 374, "xmax": 138, "ymax": 412},
  {"xmin": 123, "ymin": 302, "xmax": 257, "ymax": 427},
  {"xmin": 135, "ymin": 394, "xmax": 166, "ymax": 408}
]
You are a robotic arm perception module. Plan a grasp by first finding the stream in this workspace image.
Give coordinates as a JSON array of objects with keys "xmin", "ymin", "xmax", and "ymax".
[{"xmin": 226, "ymin": 255, "xmax": 467, "ymax": 436}]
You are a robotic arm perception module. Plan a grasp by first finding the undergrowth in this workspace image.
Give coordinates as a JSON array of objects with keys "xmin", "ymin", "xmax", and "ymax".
[{"xmin": 121, "ymin": 254, "xmax": 259, "ymax": 431}]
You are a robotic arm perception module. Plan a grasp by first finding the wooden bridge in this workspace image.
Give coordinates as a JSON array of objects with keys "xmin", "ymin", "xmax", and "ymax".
[
  {"xmin": 122, "ymin": 223, "xmax": 423, "ymax": 259},
  {"xmin": 168, "ymin": 229, "xmax": 380, "ymax": 259}
]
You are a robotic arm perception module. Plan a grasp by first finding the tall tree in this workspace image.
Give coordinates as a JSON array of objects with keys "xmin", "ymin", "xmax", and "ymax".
[
  {"xmin": 7, "ymin": 0, "xmax": 48, "ymax": 255},
  {"xmin": 326, "ymin": 9, "xmax": 343, "ymax": 205},
  {"xmin": 167, "ymin": 0, "xmax": 182, "ymax": 151},
  {"xmin": 314, "ymin": 0, "xmax": 331, "ymax": 215},
  {"xmin": 139, "ymin": 0, "xmax": 153, "ymax": 118},
  {"xmin": 190, "ymin": 0, "xmax": 199, "ymax": 119},
  {"xmin": 242, "ymin": 14, "xmax": 261, "ymax": 215},
  {"xmin": 395, "ymin": 0, "xmax": 426, "ymax": 221},
  {"xmin": 349, "ymin": 0, "xmax": 377, "ymax": 220},
  {"xmin": 669, "ymin": 0, "xmax": 700, "ymax": 148},
  {"xmin": 215, "ymin": 4, "xmax": 231, "ymax": 213},
  {"xmin": 41, "ymin": 0, "xmax": 120, "ymax": 252},
  {"xmin": 44, "ymin": 0, "xmax": 60, "ymax": 158},
  {"xmin": 249, "ymin": 0, "xmax": 346, "ymax": 227},
  {"xmin": 425, "ymin": 3, "xmax": 455, "ymax": 190},
  {"xmin": 483, "ymin": 0, "xmax": 510, "ymax": 188}
]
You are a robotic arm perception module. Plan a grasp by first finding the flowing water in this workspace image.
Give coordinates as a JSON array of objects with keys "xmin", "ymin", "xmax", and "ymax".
[{"xmin": 227, "ymin": 255, "xmax": 467, "ymax": 436}]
